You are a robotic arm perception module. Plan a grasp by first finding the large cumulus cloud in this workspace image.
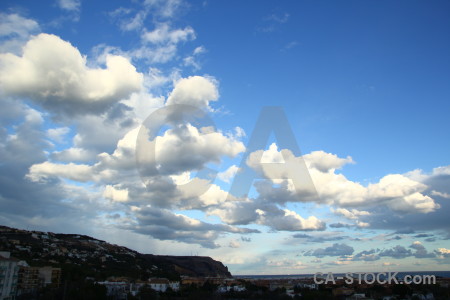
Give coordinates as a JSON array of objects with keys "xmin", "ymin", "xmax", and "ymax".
[
  {"xmin": 246, "ymin": 143, "xmax": 440, "ymax": 215},
  {"xmin": 0, "ymin": 33, "xmax": 143, "ymax": 116}
]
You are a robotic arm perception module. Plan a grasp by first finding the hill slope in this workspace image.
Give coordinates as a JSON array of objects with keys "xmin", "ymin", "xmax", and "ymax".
[{"xmin": 0, "ymin": 225, "xmax": 232, "ymax": 280}]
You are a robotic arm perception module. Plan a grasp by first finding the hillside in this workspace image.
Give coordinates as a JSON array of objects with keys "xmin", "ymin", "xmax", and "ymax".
[{"xmin": 0, "ymin": 225, "xmax": 232, "ymax": 280}]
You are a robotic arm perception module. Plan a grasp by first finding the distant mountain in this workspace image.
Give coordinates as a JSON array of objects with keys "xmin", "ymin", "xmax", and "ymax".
[{"xmin": 0, "ymin": 225, "xmax": 232, "ymax": 280}]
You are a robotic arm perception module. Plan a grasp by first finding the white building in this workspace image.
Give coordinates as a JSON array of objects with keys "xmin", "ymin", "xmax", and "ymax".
[
  {"xmin": 148, "ymin": 278, "xmax": 169, "ymax": 292},
  {"xmin": 168, "ymin": 281, "xmax": 179, "ymax": 291},
  {"xmin": 147, "ymin": 278, "xmax": 180, "ymax": 292},
  {"xmin": 297, "ymin": 282, "xmax": 319, "ymax": 290},
  {"xmin": 217, "ymin": 284, "xmax": 246, "ymax": 293}
]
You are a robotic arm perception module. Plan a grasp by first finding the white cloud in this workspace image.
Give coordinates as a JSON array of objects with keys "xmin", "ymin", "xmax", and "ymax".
[
  {"xmin": 129, "ymin": 22, "xmax": 196, "ymax": 64},
  {"xmin": 103, "ymin": 185, "xmax": 129, "ymax": 202},
  {"xmin": 122, "ymin": 10, "xmax": 146, "ymax": 32},
  {"xmin": 145, "ymin": 67, "xmax": 179, "ymax": 90},
  {"xmin": 198, "ymin": 183, "xmax": 234, "ymax": 208},
  {"xmin": 137, "ymin": 123, "xmax": 245, "ymax": 176},
  {"xmin": 362, "ymin": 163, "xmax": 450, "ymax": 231},
  {"xmin": 247, "ymin": 145, "xmax": 440, "ymax": 215},
  {"xmin": 166, "ymin": 76, "xmax": 218, "ymax": 110},
  {"xmin": 0, "ymin": 34, "xmax": 143, "ymax": 116},
  {"xmin": 193, "ymin": 46, "xmax": 205, "ymax": 55},
  {"xmin": 24, "ymin": 72, "xmax": 250, "ymax": 247},
  {"xmin": 109, "ymin": 0, "xmax": 193, "ymax": 64},
  {"xmin": 109, "ymin": 7, "xmax": 142, "ymax": 32},
  {"xmin": 71, "ymin": 110, "xmax": 138, "ymax": 156},
  {"xmin": 120, "ymin": 90, "xmax": 165, "ymax": 121},
  {"xmin": 431, "ymin": 190, "xmax": 450, "ymax": 199},
  {"xmin": 207, "ymin": 200, "xmax": 259, "ymax": 226},
  {"xmin": 245, "ymin": 145, "xmax": 321, "ymax": 204},
  {"xmin": 208, "ymin": 201, "xmax": 325, "ymax": 232},
  {"xmin": 51, "ymin": 147, "xmax": 95, "ymax": 163},
  {"xmin": 258, "ymin": 143, "xmax": 285, "ymax": 163},
  {"xmin": 382, "ymin": 262, "xmax": 399, "ymax": 266},
  {"xmin": 437, "ymin": 248, "xmax": 450, "ymax": 255},
  {"xmin": 332, "ymin": 208, "xmax": 370, "ymax": 220},
  {"xmin": 234, "ymin": 126, "xmax": 245, "ymax": 138},
  {"xmin": 367, "ymin": 174, "xmax": 427, "ymax": 199},
  {"xmin": 142, "ymin": 23, "xmax": 195, "ymax": 44},
  {"xmin": 265, "ymin": 13, "xmax": 290, "ymax": 24},
  {"xmin": 57, "ymin": 0, "xmax": 81, "ymax": 12},
  {"xmin": 0, "ymin": 13, "xmax": 40, "ymax": 54},
  {"xmin": 431, "ymin": 165, "xmax": 450, "ymax": 176},
  {"xmin": 0, "ymin": 13, "xmax": 39, "ymax": 39},
  {"xmin": 95, "ymin": 126, "xmax": 142, "ymax": 174},
  {"xmin": 303, "ymin": 150, "xmax": 354, "ymax": 173},
  {"xmin": 130, "ymin": 43, "xmax": 178, "ymax": 64},
  {"xmin": 111, "ymin": 0, "xmax": 184, "ymax": 32},
  {"xmin": 258, "ymin": 12, "xmax": 290, "ymax": 33},
  {"xmin": 183, "ymin": 46, "xmax": 206, "ymax": 70},
  {"xmin": 183, "ymin": 56, "xmax": 199, "ymax": 70},
  {"xmin": 356, "ymin": 221, "xmax": 370, "ymax": 228},
  {"xmin": 387, "ymin": 192, "xmax": 438, "ymax": 214},
  {"xmin": 229, "ymin": 240, "xmax": 240, "ymax": 248},
  {"xmin": 218, "ymin": 165, "xmax": 239, "ymax": 183},
  {"xmin": 26, "ymin": 72, "xmax": 246, "ymax": 224},
  {"xmin": 328, "ymin": 260, "xmax": 351, "ymax": 266},
  {"xmin": 47, "ymin": 127, "xmax": 70, "ymax": 144},
  {"xmin": 27, "ymin": 161, "xmax": 93, "ymax": 182},
  {"xmin": 259, "ymin": 208, "xmax": 325, "ymax": 231},
  {"xmin": 143, "ymin": 0, "xmax": 184, "ymax": 19}
]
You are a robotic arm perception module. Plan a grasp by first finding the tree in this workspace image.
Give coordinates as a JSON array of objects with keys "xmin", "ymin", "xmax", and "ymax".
[{"xmin": 137, "ymin": 284, "xmax": 158, "ymax": 300}]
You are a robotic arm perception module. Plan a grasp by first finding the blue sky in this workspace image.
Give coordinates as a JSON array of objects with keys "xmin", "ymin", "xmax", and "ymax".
[{"xmin": 1, "ymin": 0, "xmax": 450, "ymax": 275}]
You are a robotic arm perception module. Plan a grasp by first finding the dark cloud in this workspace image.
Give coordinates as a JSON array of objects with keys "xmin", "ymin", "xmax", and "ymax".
[
  {"xmin": 394, "ymin": 228, "xmax": 416, "ymax": 234},
  {"xmin": 352, "ymin": 243, "xmax": 435, "ymax": 261},
  {"xmin": 293, "ymin": 233, "xmax": 311, "ymax": 239},
  {"xmin": 258, "ymin": 204, "xmax": 325, "ymax": 231},
  {"xmin": 305, "ymin": 243, "xmax": 354, "ymax": 258},
  {"xmin": 292, "ymin": 233, "xmax": 347, "ymax": 243},
  {"xmin": 0, "ymin": 106, "xmax": 98, "ymax": 234},
  {"xmin": 414, "ymin": 233, "xmax": 434, "ymax": 238},
  {"xmin": 128, "ymin": 206, "xmax": 259, "ymax": 248},
  {"xmin": 252, "ymin": 180, "xmax": 319, "ymax": 205},
  {"xmin": 364, "ymin": 170, "xmax": 450, "ymax": 233},
  {"xmin": 329, "ymin": 223, "xmax": 354, "ymax": 229},
  {"xmin": 208, "ymin": 201, "xmax": 259, "ymax": 226},
  {"xmin": 379, "ymin": 245, "xmax": 412, "ymax": 259},
  {"xmin": 209, "ymin": 200, "xmax": 325, "ymax": 231},
  {"xmin": 410, "ymin": 242, "xmax": 435, "ymax": 259},
  {"xmin": 353, "ymin": 249, "xmax": 380, "ymax": 261}
]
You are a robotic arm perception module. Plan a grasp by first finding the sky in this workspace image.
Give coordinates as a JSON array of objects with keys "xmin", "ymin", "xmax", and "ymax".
[{"xmin": 1, "ymin": 0, "xmax": 450, "ymax": 275}]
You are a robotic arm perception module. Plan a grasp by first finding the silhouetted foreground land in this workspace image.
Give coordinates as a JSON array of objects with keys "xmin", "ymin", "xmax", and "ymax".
[
  {"xmin": 0, "ymin": 225, "xmax": 231, "ymax": 279},
  {"xmin": 2, "ymin": 225, "xmax": 450, "ymax": 299},
  {"xmin": 9, "ymin": 277, "xmax": 450, "ymax": 300}
]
